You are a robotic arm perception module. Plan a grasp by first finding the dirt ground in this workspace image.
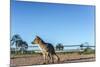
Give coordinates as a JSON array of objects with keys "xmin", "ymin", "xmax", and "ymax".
[{"xmin": 10, "ymin": 53, "xmax": 95, "ymax": 67}]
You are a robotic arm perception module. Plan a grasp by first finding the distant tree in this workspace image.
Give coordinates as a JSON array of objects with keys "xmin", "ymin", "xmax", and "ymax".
[
  {"xmin": 80, "ymin": 42, "xmax": 90, "ymax": 50},
  {"xmin": 80, "ymin": 44, "xmax": 84, "ymax": 50},
  {"xmin": 56, "ymin": 43, "xmax": 64, "ymax": 50},
  {"xmin": 11, "ymin": 34, "xmax": 22, "ymax": 49},
  {"xmin": 79, "ymin": 42, "xmax": 90, "ymax": 55},
  {"xmin": 20, "ymin": 41, "xmax": 28, "ymax": 54},
  {"xmin": 11, "ymin": 34, "xmax": 28, "ymax": 54}
]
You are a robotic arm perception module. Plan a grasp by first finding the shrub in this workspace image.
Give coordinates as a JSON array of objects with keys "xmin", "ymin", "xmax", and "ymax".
[{"xmin": 83, "ymin": 48, "xmax": 95, "ymax": 54}]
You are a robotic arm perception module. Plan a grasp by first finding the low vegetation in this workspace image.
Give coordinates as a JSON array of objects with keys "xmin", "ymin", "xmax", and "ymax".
[{"xmin": 11, "ymin": 48, "xmax": 95, "ymax": 57}]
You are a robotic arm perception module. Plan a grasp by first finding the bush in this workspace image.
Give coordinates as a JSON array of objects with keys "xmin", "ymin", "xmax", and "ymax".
[{"xmin": 83, "ymin": 48, "xmax": 95, "ymax": 54}]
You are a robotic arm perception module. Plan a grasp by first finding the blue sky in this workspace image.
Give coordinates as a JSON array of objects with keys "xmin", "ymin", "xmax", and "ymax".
[{"xmin": 11, "ymin": 0, "xmax": 95, "ymax": 47}]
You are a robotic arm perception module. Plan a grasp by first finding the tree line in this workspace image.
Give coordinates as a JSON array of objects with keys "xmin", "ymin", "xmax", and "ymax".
[{"xmin": 11, "ymin": 34, "xmax": 95, "ymax": 54}]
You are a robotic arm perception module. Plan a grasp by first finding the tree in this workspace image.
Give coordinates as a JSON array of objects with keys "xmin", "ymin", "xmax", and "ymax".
[
  {"xmin": 11, "ymin": 34, "xmax": 22, "ymax": 46},
  {"xmin": 20, "ymin": 41, "xmax": 28, "ymax": 54},
  {"xmin": 56, "ymin": 43, "xmax": 64, "ymax": 51},
  {"xmin": 80, "ymin": 44, "xmax": 84, "ymax": 50},
  {"xmin": 11, "ymin": 34, "xmax": 28, "ymax": 54}
]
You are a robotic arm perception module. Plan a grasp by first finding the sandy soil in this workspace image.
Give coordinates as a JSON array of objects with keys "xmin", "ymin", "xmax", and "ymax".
[{"xmin": 10, "ymin": 53, "xmax": 95, "ymax": 67}]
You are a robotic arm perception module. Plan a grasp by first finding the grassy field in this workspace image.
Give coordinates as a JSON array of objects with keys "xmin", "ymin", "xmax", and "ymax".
[{"xmin": 10, "ymin": 52, "xmax": 95, "ymax": 67}]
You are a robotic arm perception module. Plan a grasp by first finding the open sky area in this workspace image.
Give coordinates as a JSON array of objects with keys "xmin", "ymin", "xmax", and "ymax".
[{"xmin": 11, "ymin": 0, "xmax": 95, "ymax": 48}]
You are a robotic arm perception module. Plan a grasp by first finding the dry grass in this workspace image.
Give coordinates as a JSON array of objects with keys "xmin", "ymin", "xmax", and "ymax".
[{"xmin": 10, "ymin": 53, "xmax": 95, "ymax": 66}]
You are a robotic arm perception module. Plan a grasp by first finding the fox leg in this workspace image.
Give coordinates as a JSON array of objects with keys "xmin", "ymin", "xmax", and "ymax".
[
  {"xmin": 45, "ymin": 52, "xmax": 50, "ymax": 64},
  {"xmin": 47, "ymin": 53, "xmax": 52, "ymax": 63},
  {"xmin": 43, "ymin": 53, "xmax": 46, "ymax": 64},
  {"xmin": 53, "ymin": 53, "xmax": 60, "ymax": 63},
  {"xmin": 51, "ymin": 55, "xmax": 54, "ymax": 63}
]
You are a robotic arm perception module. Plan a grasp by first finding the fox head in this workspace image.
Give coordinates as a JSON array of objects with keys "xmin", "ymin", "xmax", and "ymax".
[{"xmin": 31, "ymin": 36, "xmax": 40, "ymax": 44}]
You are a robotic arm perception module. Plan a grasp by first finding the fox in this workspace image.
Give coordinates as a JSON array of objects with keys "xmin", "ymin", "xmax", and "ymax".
[{"xmin": 31, "ymin": 36, "xmax": 60, "ymax": 64}]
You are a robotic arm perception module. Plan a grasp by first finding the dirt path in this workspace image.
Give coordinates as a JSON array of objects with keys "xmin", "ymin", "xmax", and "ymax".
[{"xmin": 10, "ymin": 53, "xmax": 95, "ymax": 67}]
